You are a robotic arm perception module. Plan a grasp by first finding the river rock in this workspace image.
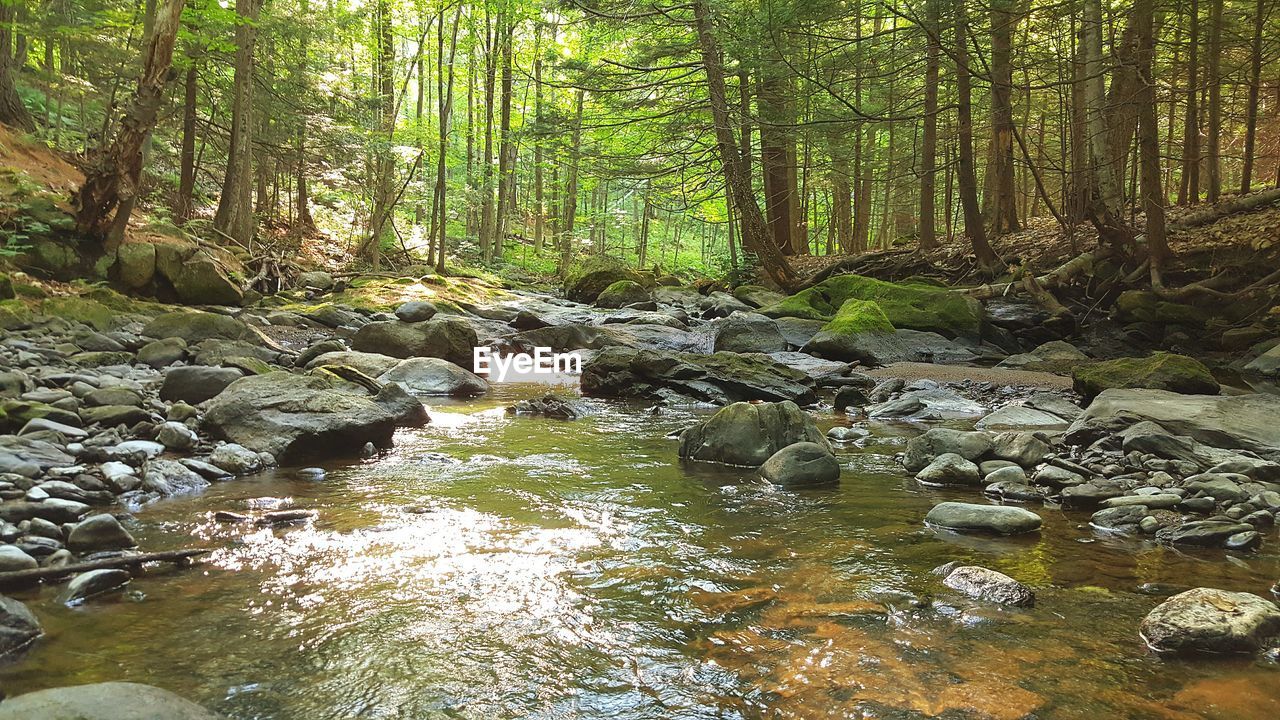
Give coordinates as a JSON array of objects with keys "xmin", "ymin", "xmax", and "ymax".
[
  {"xmin": 915, "ymin": 453, "xmax": 981, "ymax": 486},
  {"xmin": 0, "ymin": 682, "xmax": 223, "ymax": 720},
  {"xmin": 996, "ymin": 340, "xmax": 1089, "ymax": 370},
  {"xmin": 975, "ymin": 405, "xmax": 1070, "ymax": 431},
  {"xmin": 202, "ymin": 371, "xmax": 428, "ymax": 461},
  {"xmin": 1156, "ymin": 520, "xmax": 1254, "ymax": 547},
  {"xmin": 155, "ymin": 421, "xmax": 197, "ymax": 451},
  {"xmin": 60, "ymin": 568, "xmax": 131, "ymax": 604},
  {"xmin": 377, "ymin": 357, "xmax": 489, "ymax": 396},
  {"xmin": 678, "ymin": 401, "xmax": 828, "ymax": 467},
  {"xmin": 924, "ymin": 501, "xmax": 1042, "ymax": 535},
  {"xmin": 142, "ymin": 459, "xmax": 209, "ymax": 497},
  {"xmin": 136, "ymin": 337, "xmax": 188, "ymax": 368},
  {"xmin": 595, "ymin": 280, "xmax": 651, "ymax": 309},
  {"xmin": 0, "ymin": 545, "xmax": 37, "ymax": 572},
  {"xmin": 159, "ymin": 366, "xmax": 246, "ymax": 405},
  {"xmin": 303, "ymin": 350, "xmax": 401, "ymax": 378},
  {"xmin": 394, "ymin": 300, "xmax": 437, "ymax": 322},
  {"xmin": 0, "ymin": 595, "xmax": 41, "ymax": 659},
  {"xmin": 142, "ymin": 311, "xmax": 262, "ymax": 344},
  {"xmin": 867, "ymin": 387, "xmax": 986, "ymax": 421},
  {"xmin": 713, "ymin": 312, "xmax": 787, "ymax": 354},
  {"xmin": 903, "ymin": 428, "xmax": 992, "ymax": 472},
  {"xmin": 1090, "ymin": 505, "xmax": 1149, "ymax": 533},
  {"xmin": 581, "ymin": 347, "xmax": 817, "ymax": 405},
  {"xmin": 988, "ymin": 432, "xmax": 1050, "ymax": 468},
  {"xmin": 506, "ymin": 394, "xmax": 589, "ymax": 420},
  {"xmin": 759, "ymin": 442, "xmax": 840, "ymax": 487},
  {"xmin": 67, "ymin": 513, "xmax": 136, "ymax": 553},
  {"xmin": 939, "ymin": 565, "xmax": 1035, "ymax": 607},
  {"xmin": 832, "ymin": 385, "xmax": 870, "ymax": 411},
  {"xmin": 350, "ymin": 317, "xmax": 478, "ymax": 367},
  {"xmin": 1243, "ymin": 343, "xmax": 1280, "ymax": 377},
  {"xmin": 0, "ymin": 498, "xmax": 89, "ymax": 524},
  {"xmin": 1140, "ymin": 588, "xmax": 1280, "ymax": 654},
  {"xmin": 1072, "ymin": 352, "xmax": 1220, "ymax": 401},
  {"xmin": 564, "ymin": 256, "xmax": 644, "ymax": 304}
]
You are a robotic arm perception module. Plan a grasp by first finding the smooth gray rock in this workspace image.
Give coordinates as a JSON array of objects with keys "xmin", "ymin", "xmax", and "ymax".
[
  {"xmin": 975, "ymin": 405, "xmax": 1068, "ymax": 431},
  {"xmin": 712, "ymin": 312, "xmax": 787, "ymax": 354},
  {"xmin": 989, "ymin": 432, "xmax": 1050, "ymax": 468},
  {"xmin": 59, "ymin": 568, "xmax": 131, "ymax": 604},
  {"xmin": 903, "ymin": 429, "xmax": 992, "ymax": 472},
  {"xmin": 0, "ymin": 545, "xmax": 38, "ymax": 572},
  {"xmin": 1073, "ymin": 389, "xmax": 1280, "ymax": 461},
  {"xmin": 1140, "ymin": 588, "xmax": 1280, "ymax": 654},
  {"xmin": 378, "ymin": 357, "xmax": 489, "ymax": 397},
  {"xmin": 0, "ymin": 682, "xmax": 223, "ymax": 719},
  {"xmin": 159, "ymin": 366, "xmax": 245, "ymax": 405},
  {"xmin": 67, "ymin": 513, "xmax": 136, "ymax": 553},
  {"xmin": 678, "ymin": 401, "xmax": 828, "ymax": 467},
  {"xmin": 394, "ymin": 300, "xmax": 438, "ymax": 322},
  {"xmin": 156, "ymin": 421, "xmax": 197, "ymax": 451},
  {"xmin": 1156, "ymin": 520, "xmax": 1254, "ymax": 547},
  {"xmin": 141, "ymin": 459, "xmax": 209, "ymax": 497},
  {"xmin": 924, "ymin": 502, "xmax": 1042, "ymax": 535},
  {"xmin": 759, "ymin": 442, "xmax": 840, "ymax": 487},
  {"xmin": 915, "ymin": 453, "xmax": 981, "ymax": 486},
  {"xmin": 0, "ymin": 595, "xmax": 41, "ymax": 659}
]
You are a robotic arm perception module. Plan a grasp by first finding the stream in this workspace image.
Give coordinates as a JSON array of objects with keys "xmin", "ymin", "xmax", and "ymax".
[{"xmin": 2, "ymin": 382, "xmax": 1278, "ymax": 719}]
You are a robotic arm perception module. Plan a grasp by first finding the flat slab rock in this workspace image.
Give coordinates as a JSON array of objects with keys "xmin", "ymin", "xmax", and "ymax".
[
  {"xmin": 0, "ymin": 681, "xmax": 223, "ymax": 720},
  {"xmin": 1074, "ymin": 389, "xmax": 1280, "ymax": 462},
  {"xmin": 1140, "ymin": 587, "xmax": 1280, "ymax": 654}
]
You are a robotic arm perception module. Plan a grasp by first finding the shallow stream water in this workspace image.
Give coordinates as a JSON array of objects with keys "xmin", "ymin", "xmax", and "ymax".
[{"xmin": 2, "ymin": 383, "xmax": 1278, "ymax": 719}]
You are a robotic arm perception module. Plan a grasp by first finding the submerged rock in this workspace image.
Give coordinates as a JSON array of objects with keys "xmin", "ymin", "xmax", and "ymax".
[
  {"xmin": 59, "ymin": 569, "xmax": 131, "ymax": 604},
  {"xmin": 378, "ymin": 357, "xmax": 488, "ymax": 397},
  {"xmin": 0, "ymin": 595, "xmax": 41, "ymax": 659},
  {"xmin": 506, "ymin": 394, "xmax": 589, "ymax": 420},
  {"xmin": 678, "ymin": 401, "xmax": 828, "ymax": 467},
  {"xmin": 202, "ymin": 371, "xmax": 428, "ymax": 462},
  {"xmin": 0, "ymin": 681, "xmax": 224, "ymax": 720},
  {"xmin": 1140, "ymin": 588, "xmax": 1280, "ymax": 654},
  {"xmin": 939, "ymin": 565, "xmax": 1035, "ymax": 607}
]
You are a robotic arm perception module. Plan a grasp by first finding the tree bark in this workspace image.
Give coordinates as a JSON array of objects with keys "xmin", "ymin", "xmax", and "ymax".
[
  {"xmin": 213, "ymin": 0, "xmax": 262, "ymax": 247},
  {"xmin": 1205, "ymin": 0, "xmax": 1223, "ymax": 202},
  {"xmin": 1240, "ymin": 0, "xmax": 1267, "ymax": 194},
  {"xmin": 1135, "ymin": 0, "xmax": 1167, "ymax": 285},
  {"xmin": 953, "ymin": 0, "xmax": 1000, "ymax": 274},
  {"xmin": 174, "ymin": 53, "xmax": 198, "ymax": 223},
  {"xmin": 691, "ymin": 0, "xmax": 795, "ymax": 288},
  {"xmin": 74, "ymin": 0, "xmax": 185, "ymax": 244},
  {"xmin": 919, "ymin": 0, "xmax": 941, "ymax": 250},
  {"xmin": 0, "ymin": 1, "xmax": 34, "ymax": 132},
  {"xmin": 1179, "ymin": 0, "xmax": 1200, "ymax": 204},
  {"xmin": 984, "ymin": 0, "xmax": 1021, "ymax": 235}
]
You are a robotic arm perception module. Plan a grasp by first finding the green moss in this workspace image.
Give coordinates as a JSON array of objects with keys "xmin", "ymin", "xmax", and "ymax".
[
  {"xmin": 760, "ymin": 274, "xmax": 982, "ymax": 337},
  {"xmin": 40, "ymin": 296, "xmax": 114, "ymax": 330},
  {"xmin": 1072, "ymin": 352, "xmax": 1221, "ymax": 400},
  {"xmin": 821, "ymin": 298, "xmax": 895, "ymax": 336},
  {"xmin": 1114, "ymin": 290, "xmax": 1208, "ymax": 327},
  {"xmin": 0, "ymin": 299, "xmax": 31, "ymax": 330},
  {"xmin": 563, "ymin": 255, "xmax": 644, "ymax": 303},
  {"xmin": 595, "ymin": 279, "xmax": 650, "ymax": 308},
  {"xmin": 0, "ymin": 272, "xmax": 14, "ymax": 300}
]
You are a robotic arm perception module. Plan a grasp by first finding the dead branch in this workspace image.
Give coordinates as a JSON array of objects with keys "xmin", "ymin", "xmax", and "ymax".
[{"xmin": 0, "ymin": 548, "xmax": 212, "ymax": 585}]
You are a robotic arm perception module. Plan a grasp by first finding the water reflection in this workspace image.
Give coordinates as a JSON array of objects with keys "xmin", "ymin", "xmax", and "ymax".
[{"xmin": 0, "ymin": 383, "xmax": 1277, "ymax": 719}]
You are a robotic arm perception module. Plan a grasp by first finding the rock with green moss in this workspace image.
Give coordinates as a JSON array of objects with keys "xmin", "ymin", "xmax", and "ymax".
[
  {"xmin": 595, "ymin": 280, "xmax": 651, "ymax": 309},
  {"xmin": 0, "ymin": 399, "xmax": 82, "ymax": 434},
  {"xmin": 760, "ymin": 274, "xmax": 983, "ymax": 338},
  {"xmin": 170, "ymin": 249, "xmax": 244, "ymax": 306},
  {"xmin": 350, "ymin": 316, "xmax": 478, "ymax": 367},
  {"xmin": 1114, "ymin": 290, "xmax": 1209, "ymax": 328},
  {"xmin": 0, "ymin": 272, "xmax": 14, "ymax": 300},
  {"xmin": 115, "ymin": 242, "xmax": 157, "ymax": 289},
  {"xmin": 142, "ymin": 310, "xmax": 263, "ymax": 344},
  {"xmin": 1072, "ymin": 352, "xmax": 1220, "ymax": 401},
  {"xmin": 800, "ymin": 298, "xmax": 978, "ymax": 365},
  {"xmin": 563, "ymin": 256, "xmax": 644, "ymax": 304},
  {"xmin": 677, "ymin": 400, "xmax": 829, "ymax": 466},
  {"xmin": 40, "ymin": 296, "xmax": 114, "ymax": 330},
  {"xmin": 0, "ymin": 300, "xmax": 31, "ymax": 330}
]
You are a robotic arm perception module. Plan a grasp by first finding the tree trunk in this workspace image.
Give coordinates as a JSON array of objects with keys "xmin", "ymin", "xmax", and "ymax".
[
  {"xmin": 434, "ymin": 3, "xmax": 462, "ymax": 275},
  {"xmin": 74, "ymin": 0, "xmax": 185, "ymax": 244},
  {"xmin": 0, "ymin": 2, "xmax": 33, "ymax": 132},
  {"xmin": 364, "ymin": 0, "xmax": 395, "ymax": 270},
  {"xmin": 174, "ymin": 54, "xmax": 198, "ymax": 223},
  {"xmin": 919, "ymin": 0, "xmax": 941, "ymax": 250},
  {"xmin": 1240, "ymin": 0, "xmax": 1267, "ymax": 194},
  {"xmin": 984, "ymin": 0, "xmax": 1020, "ymax": 235},
  {"xmin": 213, "ymin": 0, "xmax": 262, "ymax": 246},
  {"xmin": 493, "ymin": 15, "xmax": 515, "ymax": 260},
  {"xmin": 1179, "ymin": 0, "xmax": 1200, "ymax": 204},
  {"xmin": 560, "ymin": 88, "xmax": 584, "ymax": 274},
  {"xmin": 1205, "ymin": 0, "xmax": 1223, "ymax": 202},
  {"xmin": 758, "ymin": 72, "xmax": 796, "ymax": 256},
  {"xmin": 1135, "ymin": 0, "xmax": 1167, "ymax": 285},
  {"xmin": 1082, "ymin": 0, "xmax": 1131, "ymax": 247},
  {"xmin": 532, "ymin": 22, "xmax": 545, "ymax": 253},
  {"xmin": 954, "ymin": 0, "xmax": 1000, "ymax": 273},
  {"xmin": 691, "ymin": 0, "xmax": 795, "ymax": 288}
]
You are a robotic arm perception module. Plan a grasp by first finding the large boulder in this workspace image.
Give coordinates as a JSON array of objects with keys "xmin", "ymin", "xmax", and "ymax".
[
  {"xmin": 142, "ymin": 311, "xmax": 262, "ymax": 344},
  {"xmin": 1072, "ymin": 352, "xmax": 1219, "ymax": 401},
  {"xmin": 67, "ymin": 513, "xmax": 136, "ymax": 553},
  {"xmin": 581, "ymin": 347, "xmax": 817, "ymax": 405},
  {"xmin": 924, "ymin": 501, "xmax": 1042, "ymax": 535},
  {"xmin": 0, "ymin": 682, "xmax": 223, "ymax": 720},
  {"xmin": 996, "ymin": 340, "xmax": 1089, "ymax": 371},
  {"xmin": 1139, "ymin": 588, "xmax": 1280, "ymax": 654},
  {"xmin": 1244, "ymin": 343, "xmax": 1280, "ymax": 377},
  {"xmin": 303, "ymin": 350, "xmax": 402, "ymax": 378},
  {"xmin": 201, "ymin": 371, "xmax": 428, "ymax": 461},
  {"xmin": 713, "ymin": 312, "xmax": 787, "ymax": 354},
  {"xmin": 732, "ymin": 284, "xmax": 785, "ymax": 309},
  {"xmin": 760, "ymin": 274, "xmax": 983, "ymax": 338},
  {"xmin": 1071, "ymin": 389, "xmax": 1280, "ymax": 461},
  {"xmin": 167, "ymin": 249, "xmax": 244, "ymax": 306},
  {"xmin": 915, "ymin": 453, "xmax": 981, "ymax": 486},
  {"xmin": 595, "ymin": 280, "xmax": 651, "ymax": 309},
  {"xmin": 350, "ymin": 317, "xmax": 477, "ymax": 367},
  {"xmin": 759, "ymin": 442, "xmax": 840, "ymax": 487},
  {"xmin": 678, "ymin": 401, "xmax": 828, "ymax": 466},
  {"xmin": 563, "ymin": 256, "xmax": 645, "ymax": 304},
  {"xmin": 0, "ymin": 595, "xmax": 41, "ymax": 659},
  {"xmin": 377, "ymin": 357, "xmax": 489, "ymax": 396}
]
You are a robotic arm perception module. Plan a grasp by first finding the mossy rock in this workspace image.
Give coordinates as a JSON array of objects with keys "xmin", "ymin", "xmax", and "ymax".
[
  {"xmin": 39, "ymin": 296, "xmax": 114, "ymax": 331},
  {"xmin": 595, "ymin": 280, "xmax": 651, "ymax": 309},
  {"xmin": 0, "ymin": 272, "xmax": 14, "ymax": 300},
  {"xmin": 142, "ymin": 311, "xmax": 262, "ymax": 344},
  {"xmin": 820, "ymin": 298, "xmax": 895, "ymax": 336},
  {"xmin": 1072, "ymin": 352, "xmax": 1220, "ymax": 401},
  {"xmin": 0, "ymin": 300, "xmax": 31, "ymax": 330},
  {"xmin": 0, "ymin": 399, "xmax": 81, "ymax": 433},
  {"xmin": 563, "ymin": 256, "xmax": 645, "ymax": 303},
  {"xmin": 732, "ymin": 284, "xmax": 786, "ymax": 309},
  {"xmin": 115, "ymin": 242, "xmax": 157, "ymax": 289},
  {"xmin": 759, "ymin": 274, "xmax": 982, "ymax": 337},
  {"xmin": 1114, "ymin": 290, "xmax": 1209, "ymax": 328},
  {"xmin": 70, "ymin": 350, "xmax": 135, "ymax": 367}
]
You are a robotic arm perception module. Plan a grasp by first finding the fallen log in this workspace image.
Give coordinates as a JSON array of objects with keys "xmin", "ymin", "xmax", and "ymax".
[
  {"xmin": 963, "ymin": 248, "xmax": 1112, "ymax": 299},
  {"xmin": 0, "ymin": 548, "xmax": 213, "ymax": 586},
  {"xmin": 1170, "ymin": 186, "xmax": 1280, "ymax": 230}
]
